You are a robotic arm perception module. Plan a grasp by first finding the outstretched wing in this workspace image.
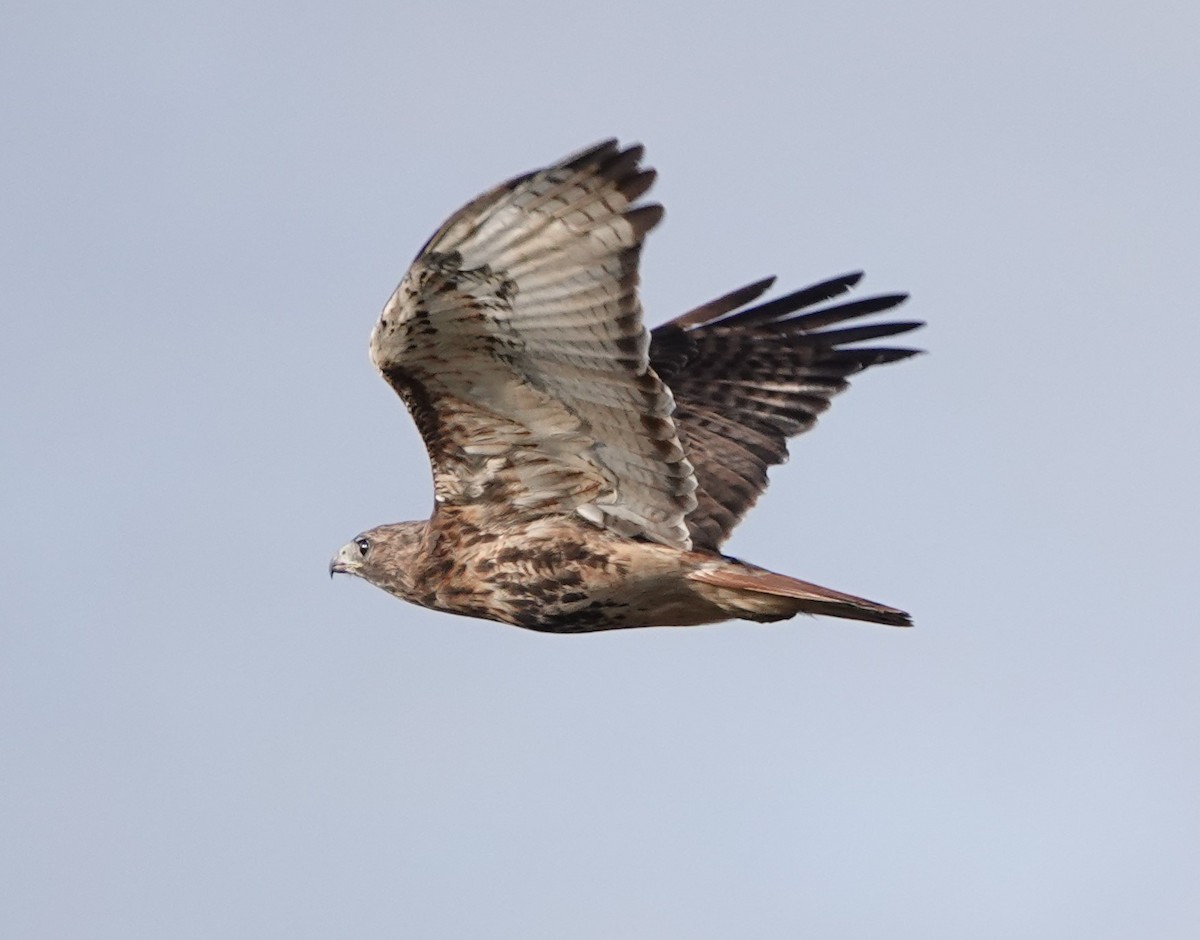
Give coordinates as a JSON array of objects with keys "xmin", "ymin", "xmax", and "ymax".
[
  {"xmin": 371, "ymin": 141, "xmax": 698, "ymax": 549},
  {"xmin": 651, "ymin": 273, "xmax": 922, "ymax": 550}
]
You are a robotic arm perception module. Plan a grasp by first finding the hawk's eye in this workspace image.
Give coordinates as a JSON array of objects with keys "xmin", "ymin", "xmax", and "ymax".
[{"xmin": 355, "ymin": 537, "xmax": 370, "ymax": 556}]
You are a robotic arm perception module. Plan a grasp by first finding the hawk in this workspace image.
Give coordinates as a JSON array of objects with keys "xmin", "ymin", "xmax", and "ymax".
[{"xmin": 330, "ymin": 140, "xmax": 921, "ymax": 632}]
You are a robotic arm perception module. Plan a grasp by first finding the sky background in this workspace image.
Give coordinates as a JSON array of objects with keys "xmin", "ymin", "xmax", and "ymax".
[{"xmin": 4, "ymin": 1, "xmax": 1198, "ymax": 937}]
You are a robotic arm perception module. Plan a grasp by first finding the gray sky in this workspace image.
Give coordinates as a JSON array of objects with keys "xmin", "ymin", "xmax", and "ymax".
[{"xmin": 4, "ymin": 1, "xmax": 1198, "ymax": 937}]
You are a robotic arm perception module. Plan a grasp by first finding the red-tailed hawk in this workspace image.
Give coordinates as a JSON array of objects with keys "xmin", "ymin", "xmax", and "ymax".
[{"xmin": 330, "ymin": 140, "xmax": 920, "ymax": 632}]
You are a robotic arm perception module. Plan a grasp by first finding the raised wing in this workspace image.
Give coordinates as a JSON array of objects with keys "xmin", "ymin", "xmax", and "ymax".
[
  {"xmin": 651, "ymin": 273, "xmax": 922, "ymax": 550},
  {"xmin": 371, "ymin": 141, "xmax": 698, "ymax": 548}
]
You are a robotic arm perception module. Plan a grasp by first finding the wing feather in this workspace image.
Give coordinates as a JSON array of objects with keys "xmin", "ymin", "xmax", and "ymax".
[
  {"xmin": 371, "ymin": 141, "xmax": 698, "ymax": 548},
  {"xmin": 652, "ymin": 275, "xmax": 922, "ymax": 549}
]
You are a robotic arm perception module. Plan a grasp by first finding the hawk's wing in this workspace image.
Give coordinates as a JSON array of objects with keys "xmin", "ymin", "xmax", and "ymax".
[
  {"xmin": 650, "ymin": 273, "xmax": 923, "ymax": 550},
  {"xmin": 371, "ymin": 141, "xmax": 698, "ymax": 549}
]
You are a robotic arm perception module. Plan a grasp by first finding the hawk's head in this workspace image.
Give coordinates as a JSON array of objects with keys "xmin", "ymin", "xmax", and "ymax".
[{"xmin": 329, "ymin": 521, "xmax": 426, "ymax": 599}]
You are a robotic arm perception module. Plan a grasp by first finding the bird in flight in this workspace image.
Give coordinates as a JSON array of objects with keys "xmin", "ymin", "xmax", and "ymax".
[{"xmin": 331, "ymin": 140, "xmax": 920, "ymax": 632}]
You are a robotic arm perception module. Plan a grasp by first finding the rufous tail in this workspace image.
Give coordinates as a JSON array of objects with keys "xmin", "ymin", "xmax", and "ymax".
[{"xmin": 688, "ymin": 562, "xmax": 911, "ymax": 627}]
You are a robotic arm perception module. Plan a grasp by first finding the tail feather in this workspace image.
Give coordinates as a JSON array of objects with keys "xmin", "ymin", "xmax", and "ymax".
[{"xmin": 688, "ymin": 562, "xmax": 912, "ymax": 627}]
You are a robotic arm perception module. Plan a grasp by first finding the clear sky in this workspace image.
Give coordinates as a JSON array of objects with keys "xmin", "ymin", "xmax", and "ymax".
[{"xmin": 4, "ymin": 1, "xmax": 1198, "ymax": 937}]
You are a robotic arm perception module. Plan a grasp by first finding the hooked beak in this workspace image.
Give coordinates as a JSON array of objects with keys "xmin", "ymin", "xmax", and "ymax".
[{"xmin": 329, "ymin": 542, "xmax": 361, "ymax": 579}]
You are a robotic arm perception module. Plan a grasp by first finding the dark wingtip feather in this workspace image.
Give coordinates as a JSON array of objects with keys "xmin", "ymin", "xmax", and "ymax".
[
  {"xmin": 712, "ymin": 272, "xmax": 868, "ymax": 327},
  {"xmin": 621, "ymin": 168, "xmax": 658, "ymax": 204},
  {"xmin": 861, "ymin": 346, "xmax": 925, "ymax": 364},
  {"xmin": 825, "ymin": 343, "xmax": 925, "ymax": 366},
  {"xmin": 667, "ymin": 276, "xmax": 778, "ymax": 329},
  {"xmin": 625, "ymin": 203, "xmax": 665, "ymax": 238},
  {"xmin": 617, "ymin": 142, "xmax": 645, "ymax": 166},
  {"xmin": 811, "ymin": 320, "xmax": 924, "ymax": 347},
  {"xmin": 601, "ymin": 143, "xmax": 647, "ymax": 183},
  {"xmin": 774, "ymin": 294, "xmax": 910, "ymax": 333},
  {"xmin": 564, "ymin": 138, "xmax": 621, "ymax": 168}
]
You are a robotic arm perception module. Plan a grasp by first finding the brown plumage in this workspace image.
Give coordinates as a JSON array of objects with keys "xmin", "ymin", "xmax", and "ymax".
[{"xmin": 330, "ymin": 140, "xmax": 920, "ymax": 632}]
